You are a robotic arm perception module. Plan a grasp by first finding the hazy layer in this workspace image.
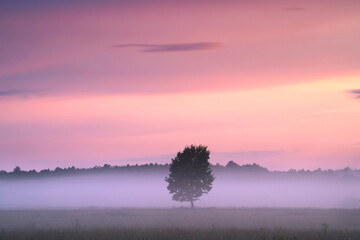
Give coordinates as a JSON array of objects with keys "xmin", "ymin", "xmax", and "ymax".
[{"xmin": 1, "ymin": 172, "xmax": 359, "ymax": 209}]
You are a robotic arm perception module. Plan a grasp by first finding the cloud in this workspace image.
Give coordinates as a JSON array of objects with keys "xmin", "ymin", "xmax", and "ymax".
[
  {"xmin": 119, "ymin": 151, "xmax": 285, "ymax": 165},
  {"xmin": 0, "ymin": 90, "xmax": 36, "ymax": 98},
  {"xmin": 284, "ymin": 7, "xmax": 306, "ymax": 11},
  {"xmin": 349, "ymin": 89, "xmax": 360, "ymax": 94},
  {"xmin": 0, "ymin": 65, "xmax": 80, "ymax": 99},
  {"xmin": 120, "ymin": 154, "xmax": 174, "ymax": 164},
  {"xmin": 2, "ymin": 0, "xmax": 360, "ymax": 97},
  {"xmin": 348, "ymin": 89, "xmax": 360, "ymax": 98},
  {"xmin": 212, "ymin": 151, "xmax": 285, "ymax": 160},
  {"xmin": 110, "ymin": 42, "xmax": 221, "ymax": 52}
]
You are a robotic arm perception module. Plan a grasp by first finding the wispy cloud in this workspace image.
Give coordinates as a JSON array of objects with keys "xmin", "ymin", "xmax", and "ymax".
[
  {"xmin": 348, "ymin": 89, "xmax": 360, "ymax": 99},
  {"xmin": 0, "ymin": 90, "xmax": 37, "ymax": 98},
  {"xmin": 119, "ymin": 151, "xmax": 284, "ymax": 165},
  {"xmin": 120, "ymin": 154, "xmax": 174, "ymax": 164},
  {"xmin": 349, "ymin": 89, "xmax": 360, "ymax": 94},
  {"xmin": 284, "ymin": 7, "xmax": 306, "ymax": 11},
  {"xmin": 110, "ymin": 42, "xmax": 221, "ymax": 52},
  {"xmin": 212, "ymin": 151, "xmax": 285, "ymax": 160}
]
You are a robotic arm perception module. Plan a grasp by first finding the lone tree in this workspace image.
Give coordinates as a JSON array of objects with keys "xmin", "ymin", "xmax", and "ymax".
[{"xmin": 165, "ymin": 145, "xmax": 214, "ymax": 208}]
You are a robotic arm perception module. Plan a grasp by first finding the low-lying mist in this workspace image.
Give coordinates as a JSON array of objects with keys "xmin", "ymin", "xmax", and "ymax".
[{"xmin": 1, "ymin": 168, "xmax": 359, "ymax": 209}]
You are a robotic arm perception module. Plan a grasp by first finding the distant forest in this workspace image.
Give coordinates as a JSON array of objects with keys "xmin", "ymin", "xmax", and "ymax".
[{"xmin": 1, "ymin": 161, "xmax": 359, "ymax": 179}]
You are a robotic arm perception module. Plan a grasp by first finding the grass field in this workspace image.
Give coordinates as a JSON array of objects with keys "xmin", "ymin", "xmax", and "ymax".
[{"xmin": 0, "ymin": 208, "xmax": 359, "ymax": 239}]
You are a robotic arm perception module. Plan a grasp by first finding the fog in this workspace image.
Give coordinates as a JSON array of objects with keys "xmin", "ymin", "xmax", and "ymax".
[{"xmin": 1, "ymin": 171, "xmax": 359, "ymax": 209}]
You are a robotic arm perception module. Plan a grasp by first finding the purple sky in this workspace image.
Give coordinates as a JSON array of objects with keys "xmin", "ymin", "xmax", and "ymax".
[{"xmin": 0, "ymin": 0, "xmax": 359, "ymax": 171}]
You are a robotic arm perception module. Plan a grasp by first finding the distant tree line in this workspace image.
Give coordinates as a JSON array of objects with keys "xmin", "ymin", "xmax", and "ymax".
[
  {"xmin": 0, "ymin": 161, "xmax": 359, "ymax": 179},
  {"xmin": 0, "ymin": 163, "xmax": 169, "ymax": 178}
]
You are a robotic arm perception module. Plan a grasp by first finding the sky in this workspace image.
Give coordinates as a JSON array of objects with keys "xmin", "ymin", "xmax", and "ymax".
[{"xmin": 0, "ymin": 0, "xmax": 359, "ymax": 171}]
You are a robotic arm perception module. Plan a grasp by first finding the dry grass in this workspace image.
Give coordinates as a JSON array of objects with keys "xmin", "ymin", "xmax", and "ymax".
[{"xmin": 0, "ymin": 208, "xmax": 359, "ymax": 239}]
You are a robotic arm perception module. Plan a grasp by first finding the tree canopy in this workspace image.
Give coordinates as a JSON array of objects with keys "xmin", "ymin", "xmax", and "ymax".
[{"xmin": 165, "ymin": 145, "xmax": 215, "ymax": 208}]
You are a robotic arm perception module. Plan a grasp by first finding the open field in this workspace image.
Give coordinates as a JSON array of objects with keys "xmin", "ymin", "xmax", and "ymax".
[
  {"xmin": 1, "ymin": 228, "xmax": 360, "ymax": 240},
  {"xmin": 1, "ymin": 208, "xmax": 360, "ymax": 239}
]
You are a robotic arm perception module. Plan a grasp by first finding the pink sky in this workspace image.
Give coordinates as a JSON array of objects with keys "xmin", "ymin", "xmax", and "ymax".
[{"xmin": 0, "ymin": 0, "xmax": 359, "ymax": 171}]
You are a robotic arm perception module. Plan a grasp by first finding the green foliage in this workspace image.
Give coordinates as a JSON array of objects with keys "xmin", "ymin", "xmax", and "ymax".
[{"xmin": 165, "ymin": 145, "xmax": 215, "ymax": 207}]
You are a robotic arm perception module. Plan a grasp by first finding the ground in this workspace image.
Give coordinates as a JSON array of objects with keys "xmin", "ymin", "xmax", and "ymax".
[{"xmin": 0, "ymin": 208, "xmax": 359, "ymax": 239}]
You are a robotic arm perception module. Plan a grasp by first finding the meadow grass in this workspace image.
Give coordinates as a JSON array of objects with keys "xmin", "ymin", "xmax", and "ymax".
[
  {"xmin": 0, "ymin": 208, "xmax": 359, "ymax": 239},
  {"xmin": 1, "ymin": 228, "xmax": 360, "ymax": 240}
]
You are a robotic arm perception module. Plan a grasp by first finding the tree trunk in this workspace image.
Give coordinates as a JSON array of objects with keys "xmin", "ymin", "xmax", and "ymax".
[{"xmin": 190, "ymin": 199, "xmax": 194, "ymax": 208}]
